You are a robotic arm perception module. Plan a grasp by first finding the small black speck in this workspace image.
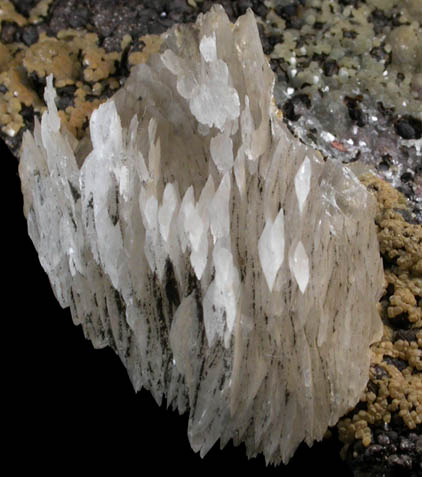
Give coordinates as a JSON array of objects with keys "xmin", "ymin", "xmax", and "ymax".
[
  {"xmin": 383, "ymin": 355, "xmax": 408, "ymax": 372},
  {"xmin": 323, "ymin": 59, "xmax": 339, "ymax": 77},
  {"xmin": 343, "ymin": 30, "xmax": 357, "ymax": 39},
  {"xmin": 0, "ymin": 21, "xmax": 19, "ymax": 43},
  {"xmin": 21, "ymin": 25, "xmax": 39, "ymax": 46},
  {"xmin": 378, "ymin": 155, "xmax": 392, "ymax": 171},
  {"xmin": 395, "ymin": 115, "xmax": 422, "ymax": 140},
  {"xmin": 400, "ymin": 171, "xmax": 413, "ymax": 183}
]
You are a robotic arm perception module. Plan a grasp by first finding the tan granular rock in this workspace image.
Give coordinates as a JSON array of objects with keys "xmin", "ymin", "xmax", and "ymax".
[
  {"xmin": 23, "ymin": 33, "xmax": 81, "ymax": 83},
  {"xmin": 57, "ymin": 82, "xmax": 103, "ymax": 140},
  {"xmin": 128, "ymin": 35, "xmax": 163, "ymax": 66},
  {"xmin": 28, "ymin": 0, "xmax": 54, "ymax": 24},
  {"xmin": 82, "ymin": 45, "xmax": 119, "ymax": 83},
  {"xmin": 0, "ymin": 44, "xmax": 44, "ymax": 138},
  {"xmin": 338, "ymin": 175, "xmax": 422, "ymax": 456},
  {"xmin": 0, "ymin": 0, "xmax": 26, "ymax": 26},
  {"xmin": 0, "ymin": 3, "xmax": 161, "ymax": 151}
]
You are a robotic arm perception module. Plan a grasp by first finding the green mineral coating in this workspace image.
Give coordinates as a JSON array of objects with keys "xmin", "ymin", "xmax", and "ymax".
[
  {"xmin": 264, "ymin": 0, "xmax": 422, "ymax": 117},
  {"xmin": 389, "ymin": 25, "xmax": 422, "ymax": 74}
]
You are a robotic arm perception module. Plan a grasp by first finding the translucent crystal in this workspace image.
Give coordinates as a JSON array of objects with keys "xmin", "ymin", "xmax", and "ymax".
[
  {"xmin": 199, "ymin": 33, "xmax": 217, "ymax": 63},
  {"xmin": 294, "ymin": 156, "xmax": 311, "ymax": 215},
  {"xmin": 289, "ymin": 241, "xmax": 310, "ymax": 294},
  {"xmin": 258, "ymin": 208, "xmax": 285, "ymax": 292},
  {"xmin": 19, "ymin": 5, "xmax": 383, "ymax": 466},
  {"xmin": 210, "ymin": 132, "xmax": 234, "ymax": 173}
]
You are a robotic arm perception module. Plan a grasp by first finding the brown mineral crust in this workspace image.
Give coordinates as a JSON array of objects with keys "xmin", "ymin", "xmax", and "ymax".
[
  {"xmin": 0, "ymin": 0, "xmax": 27, "ymax": 26},
  {"xmin": 23, "ymin": 34, "xmax": 81, "ymax": 83},
  {"xmin": 0, "ymin": 0, "xmax": 198, "ymax": 153},
  {"xmin": 0, "ymin": 1, "xmax": 269, "ymax": 156},
  {"xmin": 128, "ymin": 34, "xmax": 163, "ymax": 67},
  {"xmin": 0, "ymin": 40, "xmax": 44, "ymax": 146},
  {"xmin": 338, "ymin": 175, "xmax": 421, "ymax": 475}
]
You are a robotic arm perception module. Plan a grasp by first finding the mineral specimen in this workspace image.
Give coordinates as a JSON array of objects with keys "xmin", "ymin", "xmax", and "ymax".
[{"xmin": 18, "ymin": 5, "xmax": 384, "ymax": 464}]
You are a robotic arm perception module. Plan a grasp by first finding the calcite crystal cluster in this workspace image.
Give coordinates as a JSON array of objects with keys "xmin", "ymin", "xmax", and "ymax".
[{"xmin": 18, "ymin": 6, "xmax": 384, "ymax": 464}]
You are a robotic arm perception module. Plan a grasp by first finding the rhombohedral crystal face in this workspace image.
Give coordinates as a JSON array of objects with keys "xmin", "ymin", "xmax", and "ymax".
[{"xmin": 18, "ymin": 5, "xmax": 384, "ymax": 465}]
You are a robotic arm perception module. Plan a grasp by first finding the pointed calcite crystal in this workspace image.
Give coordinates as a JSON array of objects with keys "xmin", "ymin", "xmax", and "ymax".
[{"xmin": 18, "ymin": 5, "xmax": 384, "ymax": 464}]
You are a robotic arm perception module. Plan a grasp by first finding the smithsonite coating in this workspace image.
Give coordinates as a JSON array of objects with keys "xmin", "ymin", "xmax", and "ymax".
[
  {"xmin": 388, "ymin": 26, "xmax": 422, "ymax": 74},
  {"xmin": 404, "ymin": 0, "xmax": 422, "ymax": 23},
  {"xmin": 264, "ymin": 0, "xmax": 422, "ymax": 118}
]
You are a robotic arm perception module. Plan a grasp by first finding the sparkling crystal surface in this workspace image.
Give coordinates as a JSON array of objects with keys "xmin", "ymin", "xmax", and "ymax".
[{"xmin": 18, "ymin": 6, "xmax": 383, "ymax": 465}]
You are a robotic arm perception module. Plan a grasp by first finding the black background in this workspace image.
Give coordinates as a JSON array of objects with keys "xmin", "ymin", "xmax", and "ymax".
[{"xmin": 4, "ymin": 139, "xmax": 351, "ymax": 474}]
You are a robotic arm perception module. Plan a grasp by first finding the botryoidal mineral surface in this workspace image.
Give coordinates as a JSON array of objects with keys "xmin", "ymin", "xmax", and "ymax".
[{"xmin": 18, "ymin": 5, "xmax": 384, "ymax": 465}]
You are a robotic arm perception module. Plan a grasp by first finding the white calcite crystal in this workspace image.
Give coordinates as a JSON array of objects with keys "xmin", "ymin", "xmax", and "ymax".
[{"xmin": 18, "ymin": 5, "xmax": 384, "ymax": 465}]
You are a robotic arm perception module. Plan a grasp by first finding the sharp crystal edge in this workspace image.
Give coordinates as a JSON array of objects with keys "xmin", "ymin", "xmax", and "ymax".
[{"xmin": 18, "ymin": 5, "xmax": 384, "ymax": 465}]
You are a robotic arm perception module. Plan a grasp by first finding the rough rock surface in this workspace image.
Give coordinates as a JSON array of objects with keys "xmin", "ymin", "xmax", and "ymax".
[
  {"xmin": 1, "ymin": 0, "xmax": 421, "ymax": 223},
  {"xmin": 18, "ymin": 6, "xmax": 383, "ymax": 465},
  {"xmin": 337, "ymin": 176, "xmax": 422, "ymax": 476},
  {"xmin": 265, "ymin": 0, "xmax": 422, "ymax": 224}
]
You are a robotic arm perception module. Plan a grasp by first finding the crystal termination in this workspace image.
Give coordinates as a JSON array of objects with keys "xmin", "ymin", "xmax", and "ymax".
[{"xmin": 19, "ymin": 5, "xmax": 383, "ymax": 465}]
